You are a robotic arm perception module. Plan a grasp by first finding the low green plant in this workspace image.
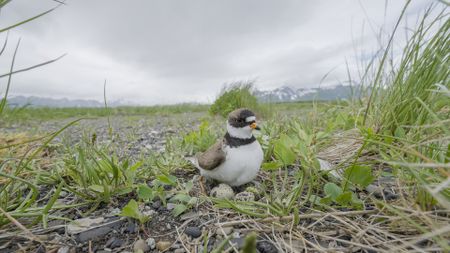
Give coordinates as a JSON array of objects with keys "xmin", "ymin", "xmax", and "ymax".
[
  {"xmin": 120, "ymin": 199, "xmax": 150, "ymax": 224},
  {"xmin": 209, "ymin": 81, "xmax": 259, "ymax": 117},
  {"xmin": 182, "ymin": 120, "xmax": 218, "ymax": 155}
]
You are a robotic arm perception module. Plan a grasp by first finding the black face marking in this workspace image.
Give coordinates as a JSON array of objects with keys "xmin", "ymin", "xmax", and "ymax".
[
  {"xmin": 224, "ymin": 132, "xmax": 256, "ymax": 148},
  {"xmin": 228, "ymin": 109, "xmax": 256, "ymax": 128}
]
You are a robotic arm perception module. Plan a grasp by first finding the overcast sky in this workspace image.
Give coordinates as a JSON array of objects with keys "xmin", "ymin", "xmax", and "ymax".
[{"xmin": 0, "ymin": 0, "xmax": 437, "ymax": 104}]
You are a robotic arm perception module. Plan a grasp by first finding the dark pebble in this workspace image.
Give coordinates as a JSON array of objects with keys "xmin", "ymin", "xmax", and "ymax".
[
  {"xmin": 227, "ymin": 237, "xmax": 244, "ymax": 249},
  {"xmin": 256, "ymin": 241, "xmax": 278, "ymax": 253},
  {"xmin": 184, "ymin": 226, "xmax": 202, "ymax": 238},
  {"xmin": 152, "ymin": 200, "xmax": 161, "ymax": 209},
  {"xmin": 125, "ymin": 222, "xmax": 137, "ymax": 233},
  {"xmin": 35, "ymin": 245, "xmax": 46, "ymax": 253},
  {"xmin": 105, "ymin": 237, "xmax": 115, "ymax": 248},
  {"xmin": 110, "ymin": 238, "xmax": 123, "ymax": 248}
]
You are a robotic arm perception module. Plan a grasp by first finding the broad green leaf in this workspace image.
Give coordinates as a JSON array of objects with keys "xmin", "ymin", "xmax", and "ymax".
[
  {"xmin": 274, "ymin": 135, "xmax": 296, "ymax": 166},
  {"xmin": 170, "ymin": 193, "xmax": 191, "ymax": 203},
  {"xmin": 344, "ymin": 165, "xmax": 374, "ymax": 188},
  {"xmin": 172, "ymin": 204, "xmax": 188, "ymax": 217},
  {"xmin": 262, "ymin": 161, "xmax": 282, "ymax": 170},
  {"xmin": 394, "ymin": 127, "xmax": 406, "ymax": 138},
  {"xmin": 120, "ymin": 199, "xmax": 149, "ymax": 223},
  {"xmin": 351, "ymin": 193, "xmax": 364, "ymax": 209},
  {"xmin": 336, "ymin": 191, "xmax": 352, "ymax": 205},
  {"xmin": 324, "ymin": 182, "xmax": 342, "ymax": 201},
  {"xmin": 120, "ymin": 199, "xmax": 141, "ymax": 220},
  {"xmin": 156, "ymin": 174, "xmax": 177, "ymax": 186},
  {"xmin": 319, "ymin": 196, "xmax": 333, "ymax": 205},
  {"xmin": 138, "ymin": 185, "xmax": 154, "ymax": 202}
]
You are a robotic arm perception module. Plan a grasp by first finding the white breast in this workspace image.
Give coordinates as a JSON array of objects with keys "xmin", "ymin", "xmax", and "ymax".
[{"xmin": 199, "ymin": 141, "xmax": 264, "ymax": 186}]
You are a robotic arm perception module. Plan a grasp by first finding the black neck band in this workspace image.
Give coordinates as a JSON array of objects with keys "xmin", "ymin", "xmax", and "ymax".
[{"xmin": 224, "ymin": 132, "xmax": 256, "ymax": 148}]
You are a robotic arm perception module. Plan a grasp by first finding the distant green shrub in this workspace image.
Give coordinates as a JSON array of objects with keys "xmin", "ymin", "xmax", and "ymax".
[{"xmin": 209, "ymin": 82, "xmax": 259, "ymax": 117}]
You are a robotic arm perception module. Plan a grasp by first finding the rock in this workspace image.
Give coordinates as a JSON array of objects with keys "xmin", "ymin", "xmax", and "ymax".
[
  {"xmin": 184, "ymin": 226, "xmax": 202, "ymax": 238},
  {"xmin": 156, "ymin": 241, "xmax": 171, "ymax": 251},
  {"xmin": 57, "ymin": 246, "xmax": 70, "ymax": 253},
  {"xmin": 134, "ymin": 239, "xmax": 150, "ymax": 253},
  {"xmin": 125, "ymin": 222, "xmax": 138, "ymax": 233},
  {"xmin": 152, "ymin": 200, "xmax": 161, "ymax": 209},
  {"xmin": 174, "ymin": 249, "xmax": 185, "ymax": 253},
  {"xmin": 215, "ymin": 227, "xmax": 233, "ymax": 236},
  {"xmin": 227, "ymin": 237, "xmax": 244, "ymax": 249},
  {"xmin": 234, "ymin": 191, "xmax": 255, "ymax": 202},
  {"xmin": 210, "ymin": 184, "xmax": 235, "ymax": 199},
  {"xmin": 67, "ymin": 217, "xmax": 105, "ymax": 234},
  {"xmin": 110, "ymin": 238, "xmax": 123, "ymax": 248},
  {"xmin": 256, "ymin": 241, "xmax": 278, "ymax": 253},
  {"xmin": 167, "ymin": 203, "xmax": 177, "ymax": 210},
  {"xmin": 146, "ymin": 238, "xmax": 156, "ymax": 249}
]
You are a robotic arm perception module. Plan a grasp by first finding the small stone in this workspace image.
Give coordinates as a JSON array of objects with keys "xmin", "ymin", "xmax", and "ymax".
[
  {"xmin": 166, "ymin": 203, "xmax": 176, "ymax": 210},
  {"xmin": 57, "ymin": 246, "xmax": 70, "ymax": 253},
  {"xmin": 105, "ymin": 237, "xmax": 115, "ymax": 247},
  {"xmin": 146, "ymin": 238, "xmax": 156, "ymax": 249},
  {"xmin": 210, "ymin": 184, "xmax": 235, "ymax": 199},
  {"xmin": 125, "ymin": 222, "xmax": 137, "ymax": 233},
  {"xmin": 184, "ymin": 226, "xmax": 202, "ymax": 238},
  {"xmin": 110, "ymin": 238, "xmax": 123, "ymax": 248},
  {"xmin": 234, "ymin": 191, "xmax": 255, "ymax": 202},
  {"xmin": 256, "ymin": 241, "xmax": 278, "ymax": 253},
  {"xmin": 152, "ymin": 200, "xmax": 161, "ymax": 209},
  {"xmin": 228, "ymin": 237, "xmax": 244, "ymax": 249},
  {"xmin": 215, "ymin": 227, "xmax": 233, "ymax": 236},
  {"xmin": 174, "ymin": 249, "xmax": 185, "ymax": 253},
  {"xmin": 156, "ymin": 241, "xmax": 171, "ymax": 251},
  {"xmin": 133, "ymin": 239, "xmax": 150, "ymax": 253}
]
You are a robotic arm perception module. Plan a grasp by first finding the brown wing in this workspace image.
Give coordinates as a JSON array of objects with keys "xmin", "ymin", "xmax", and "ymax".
[{"xmin": 196, "ymin": 139, "xmax": 226, "ymax": 170}]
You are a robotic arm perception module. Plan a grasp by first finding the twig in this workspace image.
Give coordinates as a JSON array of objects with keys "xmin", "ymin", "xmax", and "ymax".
[{"xmin": 217, "ymin": 209, "xmax": 377, "ymax": 227}]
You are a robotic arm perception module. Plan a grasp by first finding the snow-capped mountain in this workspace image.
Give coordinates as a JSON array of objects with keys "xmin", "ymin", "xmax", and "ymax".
[{"xmin": 254, "ymin": 84, "xmax": 364, "ymax": 102}]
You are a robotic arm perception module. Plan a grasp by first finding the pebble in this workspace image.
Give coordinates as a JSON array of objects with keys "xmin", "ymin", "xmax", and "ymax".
[
  {"xmin": 156, "ymin": 241, "xmax": 171, "ymax": 251},
  {"xmin": 146, "ymin": 238, "xmax": 156, "ymax": 249},
  {"xmin": 110, "ymin": 238, "xmax": 123, "ymax": 248},
  {"xmin": 228, "ymin": 237, "xmax": 244, "ymax": 249},
  {"xmin": 256, "ymin": 241, "xmax": 278, "ymax": 253},
  {"xmin": 173, "ymin": 249, "xmax": 185, "ymax": 253},
  {"xmin": 125, "ymin": 222, "xmax": 137, "ymax": 233},
  {"xmin": 234, "ymin": 191, "xmax": 255, "ymax": 202},
  {"xmin": 57, "ymin": 246, "xmax": 70, "ymax": 253},
  {"xmin": 133, "ymin": 239, "xmax": 150, "ymax": 253},
  {"xmin": 152, "ymin": 200, "xmax": 161, "ymax": 209},
  {"xmin": 184, "ymin": 226, "xmax": 202, "ymax": 238},
  {"xmin": 210, "ymin": 184, "xmax": 235, "ymax": 199},
  {"xmin": 167, "ymin": 203, "xmax": 177, "ymax": 210},
  {"xmin": 216, "ymin": 227, "xmax": 233, "ymax": 236}
]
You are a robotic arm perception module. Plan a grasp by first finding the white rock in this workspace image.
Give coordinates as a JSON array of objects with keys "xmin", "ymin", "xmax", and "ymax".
[
  {"xmin": 146, "ymin": 238, "xmax": 156, "ymax": 249},
  {"xmin": 210, "ymin": 184, "xmax": 235, "ymax": 199}
]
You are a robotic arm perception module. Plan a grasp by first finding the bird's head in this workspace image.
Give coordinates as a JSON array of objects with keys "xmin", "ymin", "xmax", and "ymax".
[{"xmin": 226, "ymin": 108, "xmax": 260, "ymax": 139}]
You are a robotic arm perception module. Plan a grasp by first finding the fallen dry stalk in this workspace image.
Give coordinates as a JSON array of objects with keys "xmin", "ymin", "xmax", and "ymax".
[{"xmin": 217, "ymin": 209, "xmax": 377, "ymax": 227}]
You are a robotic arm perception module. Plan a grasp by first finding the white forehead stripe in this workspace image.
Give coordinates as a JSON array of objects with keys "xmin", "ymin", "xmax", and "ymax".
[{"xmin": 245, "ymin": 116, "xmax": 256, "ymax": 122}]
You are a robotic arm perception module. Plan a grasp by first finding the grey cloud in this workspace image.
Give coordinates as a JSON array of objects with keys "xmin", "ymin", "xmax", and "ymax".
[{"xmin": 0, "ymin": 0, "xmax": 436, "ymax": 104}]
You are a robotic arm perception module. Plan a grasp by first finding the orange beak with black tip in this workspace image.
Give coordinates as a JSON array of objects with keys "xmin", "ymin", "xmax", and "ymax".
[{"xmin": 250, "ymin": 122, "xmax": 260, "ymax": 130}]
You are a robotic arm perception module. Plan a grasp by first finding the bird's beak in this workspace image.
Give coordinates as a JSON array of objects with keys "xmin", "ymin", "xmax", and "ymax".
[{"xmin": 250, "ymin": 122, "xmax": 260, "ymax": 130}]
